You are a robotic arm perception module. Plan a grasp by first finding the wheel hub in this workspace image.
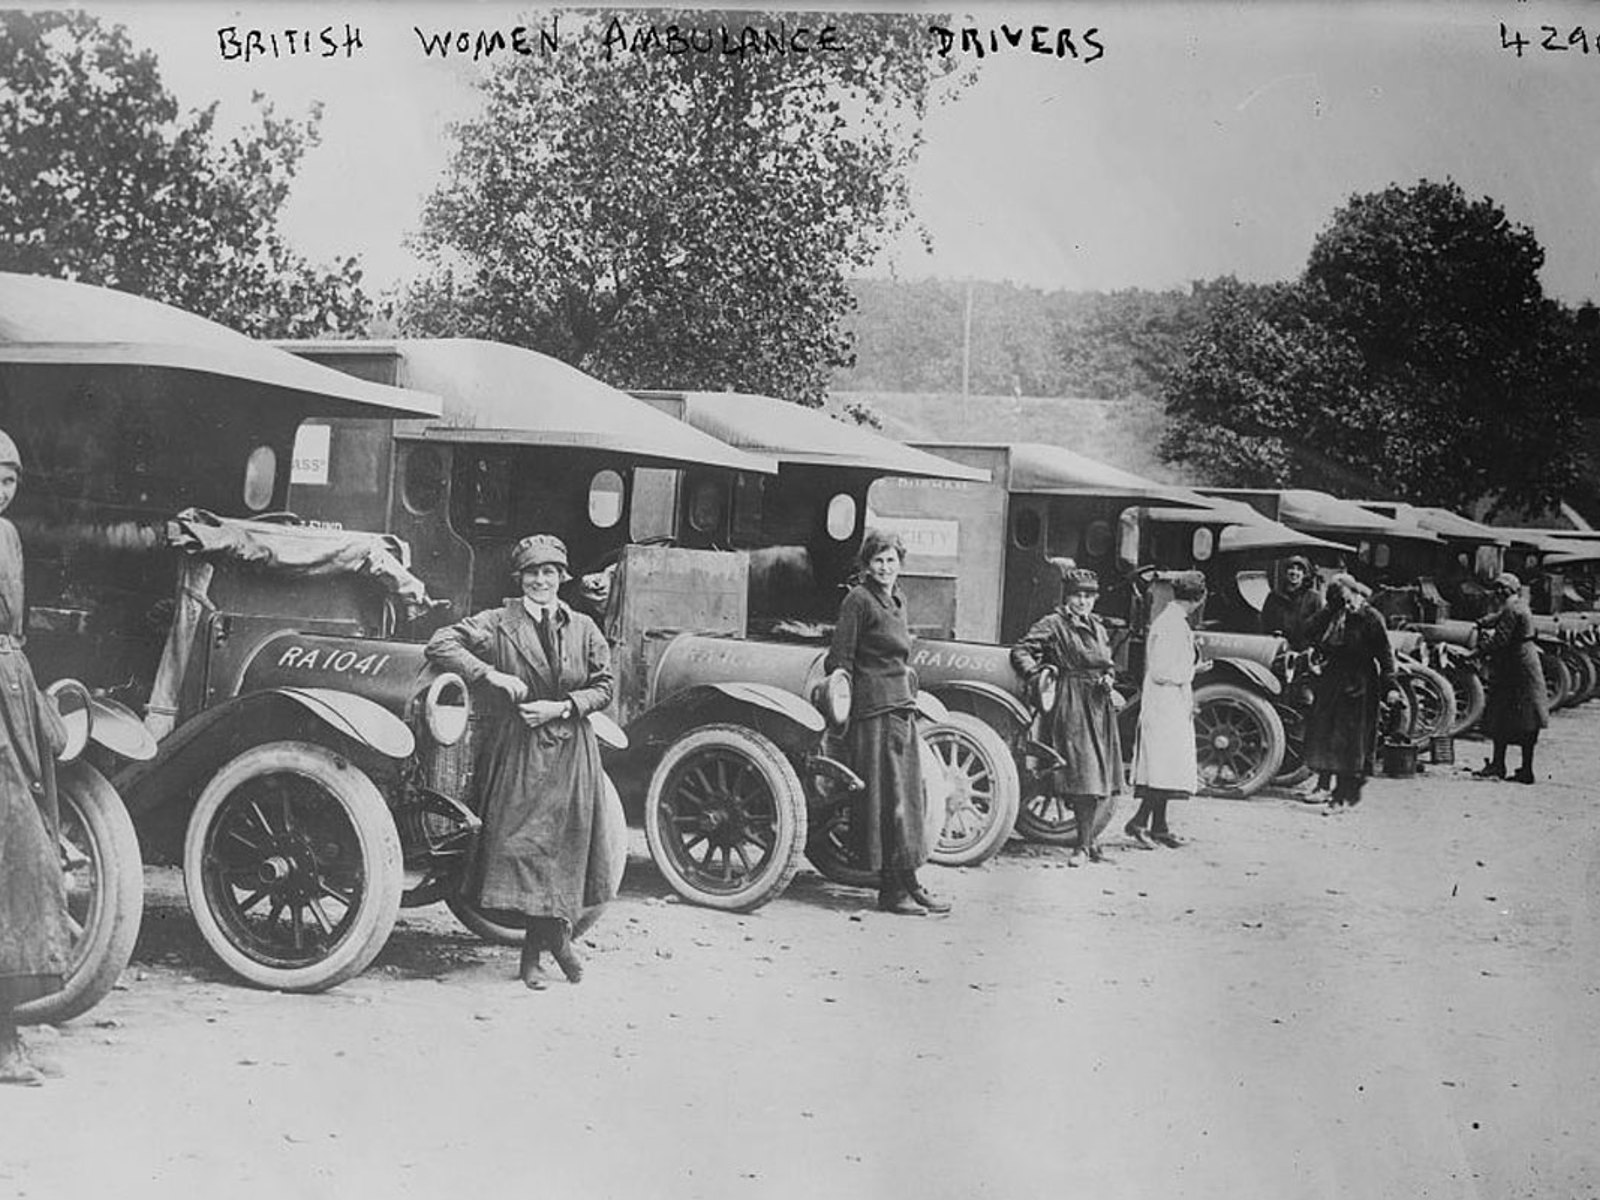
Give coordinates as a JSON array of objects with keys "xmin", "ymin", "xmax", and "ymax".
[{"xmin": 1212, "ymin": 733, "xmax": 1233, "ymax": 751}]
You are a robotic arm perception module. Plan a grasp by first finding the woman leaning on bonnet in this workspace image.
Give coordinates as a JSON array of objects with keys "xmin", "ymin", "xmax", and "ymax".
[
  {"xmin": 0, "ymin": 429, "xmax": 73, "ymax": 1085},
  {"xmin": 1471, "ymin": 571, "xmax": 1548, "ymax": 784},
  {"xmin": 1010, "ymin": 566, "xmax": 1124, "ymax": 866},
  {"xmin": 1301, "ymin": 572, "xmax": 1400, "ymax": 810},
  {"xmin": 825, "ymin": 528, "xmax": 949, "ymax": 916},
  {"xmin": 425, "ymin": 533, "xmax": 620, "ymax": 989}
]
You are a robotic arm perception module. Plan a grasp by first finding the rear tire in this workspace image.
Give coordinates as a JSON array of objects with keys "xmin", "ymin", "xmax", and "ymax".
[
  {"xmin": 923, "ymin": 713, "xmax": 1021, "ymax": 867},
  {"xmin": 14, "ymin": 763, "xmax": 144, "ymax": 1025}
]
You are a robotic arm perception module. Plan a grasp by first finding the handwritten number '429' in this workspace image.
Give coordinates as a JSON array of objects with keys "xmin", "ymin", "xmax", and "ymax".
[{"xmin": 1499, "ymin": 23, "xmax": 1594, "ymax": 56}]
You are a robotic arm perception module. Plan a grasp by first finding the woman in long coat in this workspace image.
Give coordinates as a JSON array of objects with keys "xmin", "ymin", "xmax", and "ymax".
[
  {"xmin": 0, "ymin": 432, "xmax": 70, "ymax": 1084},
  {"xmin": 426, "ymin": 534, "xmax": 617, "ymax": 988},
  {"xmin": 1126, "ymin": 571, "xmax": 1206, "ymax": 849},
  {"xmin": 1261, "ymin": 555, "xmax": 1325, "ymax": 650},
  {"xmin": 1303, "ymin": 573, "xmax": 1400, "ymax": 809},
  {"xmin": 826, "ymin": 528, "xmax": 947, "ymax": 915},
  {"xmin": 1011, "ymin": 567, "xmax": 1124, "ymax": 864},
  {"xmin": 1472, "ymin": 571, "xmax": 1549, "ymax": 784}
]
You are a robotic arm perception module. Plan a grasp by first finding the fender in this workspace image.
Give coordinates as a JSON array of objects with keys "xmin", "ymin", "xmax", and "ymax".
[
  {"xmin": 622, "ymin": 682, "xmax": 825, "ymax": 759},
  {"xmin": 1208, "ymin": 657, "xmax": 1282, "ymax": 696},
  {"xmin": 914, "ymin": 690, "xmax": 950, "ymax": 724},
  {"xmin": 929, "ymin": 680, "xmax": 1031, "ymax": 734},
  {"xmin": 88, "ymin": 696, "xmax": 158, "ymax": 762},
  {"xmin": 115, "ymin": 687, "xmax": 414, "ymax": 820}
]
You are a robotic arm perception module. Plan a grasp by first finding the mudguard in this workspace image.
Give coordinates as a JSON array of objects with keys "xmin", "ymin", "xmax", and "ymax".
[
  {"xmin": 88, "ymin": 696, "xmax": 158, "ymax": 762},
  {"xmin": 273, "ymin": 687, "xmax": 415, "ymax": 759},
  {"xmin": 929, "ymin": 679, "xmax": 1031, "ymax": 731},
  {"xmin": 626, "ymin": 683, "xmax": 825, "ymax": 753},
  {"xmin": 114, "ymin": 687, "xmax": 413, "ymax": 821},
  {"xmin": 1210, "ymin": 657, "xmax": 1281, "ymax": 696},
  {"xmin": 914, "ymin": 690, "xmax": 951, "ymax": 724}
]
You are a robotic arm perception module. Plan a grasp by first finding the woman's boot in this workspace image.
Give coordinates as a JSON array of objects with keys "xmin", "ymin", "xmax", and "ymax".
[{"xmin": 902, "ymin": 868, "xmax": 951, "ymax": 913}]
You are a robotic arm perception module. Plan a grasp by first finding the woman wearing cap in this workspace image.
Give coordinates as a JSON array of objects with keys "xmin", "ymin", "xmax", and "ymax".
[
  {"xmin": 0, "ymin": 430, "xmax": 72, "ymax": 1084},
  {"xmin": 426, "ymin": 534, "xmax": 617, "ymax": 988},
  {"xmin": 1262, "ymin": 555, "xmax": 1325, "ymax": 651},
  {"xmin": 1302, "ymin": 573, "xmax": 1400, "ymax": 809},
  {"xmin": 1012, "ymin": 567, "xmax": 1124, "ymax": 865},
  {"xmin": 1126, "ymin": 571, "xmax": 1207, "ymax": 849},
  {"xmin": 826, "ymin": 528, "xmax": 948, "ymax": 915},
  {"xmin": 1473, "ymin": 572, "xmax": 1548, "ymax": 784}
]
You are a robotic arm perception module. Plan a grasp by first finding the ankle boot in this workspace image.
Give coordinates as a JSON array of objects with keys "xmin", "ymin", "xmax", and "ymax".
[
  {"xmin": 903, "ymin": 869, "xmax": 951, "ymax": 913},
  {"xmin": 549, "ymin": 921, "xmax": 585, "ymax": 983},
  {"xmin": 877, "ymin": 870, "xmax": 923, "ymax": 915}
]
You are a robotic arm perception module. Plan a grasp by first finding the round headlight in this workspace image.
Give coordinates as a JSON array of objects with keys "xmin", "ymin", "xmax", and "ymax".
[
  {"xmin": 45, "ymin": 678, "xmax": 92, "ymax": 764},
  {"xmin": 423, "ymin": 672, "xmax": 470, "ymax": 746},
  {"xmin": 817, "ymin": 669, "xmax": 852, "ymax": 728}
]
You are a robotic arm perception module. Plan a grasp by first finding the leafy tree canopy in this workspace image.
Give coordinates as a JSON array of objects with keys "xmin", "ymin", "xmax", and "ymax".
[
  {"xmin": 0, "ymin": 10, "xmax": 370, "ymax": 336},
  {"xmin": 1162, "ymin": 180, "xmax": 1589, "ymax": 516},
  {"xmin": 401, "ymin": 8, "xmax": 963, "ymax": 406}
]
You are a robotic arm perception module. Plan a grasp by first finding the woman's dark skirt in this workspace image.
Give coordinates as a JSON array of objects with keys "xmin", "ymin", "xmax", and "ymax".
[{"xmin": 845, "ymin": 708, "xmax": 929, "ymax": 871}]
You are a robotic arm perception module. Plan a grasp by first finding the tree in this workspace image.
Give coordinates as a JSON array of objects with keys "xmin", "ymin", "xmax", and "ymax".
[
  {"xmin": 0, "ymin": 11, "xmax": 370, "ymax": 337},
  {"xmin": 401, "ymin": 9, "xmax": 963, "ymax": 406},
  {"xmin": 1162, "ymin": 181, "xmax": 1589, "ymax": 516}
]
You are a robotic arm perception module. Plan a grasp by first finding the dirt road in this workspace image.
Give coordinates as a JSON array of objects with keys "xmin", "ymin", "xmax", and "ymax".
[{"xmin": 4, "ymin": 713, "xmax": 1599, "ymax": 1200}]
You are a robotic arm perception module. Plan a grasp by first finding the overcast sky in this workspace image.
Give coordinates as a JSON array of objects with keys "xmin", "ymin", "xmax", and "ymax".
[{"xmin": 86, "ymin": 1, "xmax": 1600, "ymax": 304}]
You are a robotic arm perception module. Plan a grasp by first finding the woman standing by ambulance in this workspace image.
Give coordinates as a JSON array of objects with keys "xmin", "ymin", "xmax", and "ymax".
[{"xmin": 0, "ymin": 430, "xmax": 71, "ymax": 1084}]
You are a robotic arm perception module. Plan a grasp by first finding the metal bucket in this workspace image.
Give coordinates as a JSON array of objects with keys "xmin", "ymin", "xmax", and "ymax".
[
  {"xmin": 1430, "ymin": 734, "xmax": 1455, "ymax": 765},
  {"xmin": 1380, "ymin": 740, "xmax": 1421, "ymax": 778}
]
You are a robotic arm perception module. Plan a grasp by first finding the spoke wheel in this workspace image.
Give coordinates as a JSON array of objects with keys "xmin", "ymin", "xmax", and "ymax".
[
  {"xmin": 1558, "ymin": 648, "xmax": 1593, "ymax": 708},
  {"xmin": 1193, "ymin": 682, "xmax": 1285, "ymax": 798},
  {"xmin": 923, "ymin": 713, "xmax": 1020, "ymax": 867},
  {"xmin": 1539, "ymin": 649, "xmax": 1572, "ymax": 711},
  {"xmin": 183, "ymin": 741, "xmax": 402, "ymax": 992},
  {"xmin": 1399, "ymin": 664, "xmax": 1457, "ymax": 740},
  {"xmin": 1013, "ymin": 790, "xmax": 1120, "ymax": 845},
  {"xmin": 1271, "ymin": 703, "xmax": 1313, "ymax": 788},
  {"xmin": 644, "ymin": 724, "xmax": 805, "ymax": 912},
  {"xmin": 804, "ymin": 797, "xmax": 880, "ymax": 887},
  {"xmin": 1442, "ymin": 664, "xmax": 1486, "ymax": 736},
  {"xmin": 15, "ymin": 763, "xmax": 143, "ymax": 1025}
]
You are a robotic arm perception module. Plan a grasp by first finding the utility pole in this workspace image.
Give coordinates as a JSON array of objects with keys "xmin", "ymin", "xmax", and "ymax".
[{"xmin": 961, "ymin": 279, "xmax": 973, "ymax": 399}]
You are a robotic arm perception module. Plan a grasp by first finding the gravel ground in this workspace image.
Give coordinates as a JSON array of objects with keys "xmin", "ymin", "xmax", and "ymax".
[{"xmin": 3, "ymin": 710, "xmax": 1598, "ymax": 1200}]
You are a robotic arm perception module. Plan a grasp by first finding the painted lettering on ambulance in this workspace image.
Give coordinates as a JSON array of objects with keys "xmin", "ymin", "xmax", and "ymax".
[
  {"xmin": 276, "ymin": 645, "xmax": 394, "ymax": 676},
  {"xmin": 864, "ymin": 512, "xmax": 960, "ymax": 560}
]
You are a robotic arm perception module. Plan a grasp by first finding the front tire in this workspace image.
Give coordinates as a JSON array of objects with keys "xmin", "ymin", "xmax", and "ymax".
[
  {"xmin": 1193, "ymin": 682, "xmax": 1286, "ymax": 798},
  {"xmin": 923, "ymin": 713, "xmax": 1021, "ymax": 867},
  {"xmin": 644, "ymin": 724, "xmax": 806, "ymax": 912},
  {"xmin": 1442, "ymin": 664, "xmax": 1486, "ymax": 736},
  {"xmin": 14, "ymin": 763, "xmax": 144, "ymax": 1025},
  {"xmin": 1399, "ymin": 663, "xmax": 1457, "ymax": 741},
  {"xmin": 182, "ymin": 741, "xmax": 403, "ymax": 993}
]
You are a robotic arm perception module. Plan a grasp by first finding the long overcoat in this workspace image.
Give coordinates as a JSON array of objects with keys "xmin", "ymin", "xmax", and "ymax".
[
  {"xmin": 1477, "ymin": 600, "xmax": 1549, "ymax": 740},
  {"xmin": 1303, "ymin": 602, "xmax": 1396, "ymax": 776},
  {"xmin": 1132, "ymin": 601, "xmax": 1198, "ymax": 794},
  {"xmin": 826, "ymin": 582, "xmax": 928, "ymax": 872},
  {"xmin": 1012, "ymin": 608, "xmax": 1125, "ymax": 799},
  {"xmin": 1261, "ymin": 583, "xmax": 1326, "ymax": 650},
  {"xmin": 426, "ymin": 598, "xmax": 617, "ymax": 927},
  {"xmin": 0, "ymin": 518, "xmax": 70, "ymax": 1010}
]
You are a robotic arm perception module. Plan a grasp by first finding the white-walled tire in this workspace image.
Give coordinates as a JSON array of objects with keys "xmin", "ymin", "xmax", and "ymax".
[
  {"xmin": 1193, "ymin": 682, "xmax": 1286, "ymax": 798},
  {"xmin": 182, "ymin": 741, "xmax": 402, "ymax": 993},
  {"xmin": 15, "ymin": 763, "xmax": 143, "ymax": 1025},
  {"xmin": 924, "ymin": 713, "xmax": 1021, "ymax": 867},
  {"xmin": 644, "ymin": 724, "xmax": 806, "ymax": 912}
]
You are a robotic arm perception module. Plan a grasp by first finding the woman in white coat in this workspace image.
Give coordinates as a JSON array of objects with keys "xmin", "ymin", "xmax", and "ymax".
[{"xmin": 1125, "ymin": 571, "xmax": 1208, "ymax": 849}]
